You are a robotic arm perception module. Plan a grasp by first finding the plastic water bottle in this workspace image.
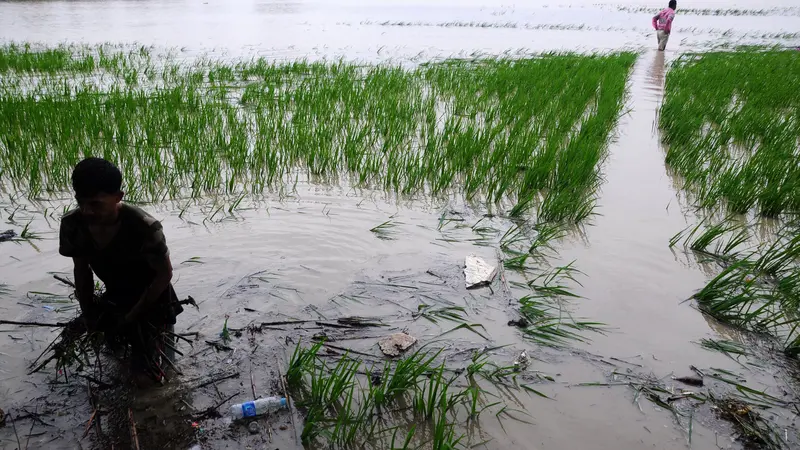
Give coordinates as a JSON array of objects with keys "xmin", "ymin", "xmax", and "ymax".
[{"xmin": 229, "ymin": 396, "xmax": 287, "ymax": 420}]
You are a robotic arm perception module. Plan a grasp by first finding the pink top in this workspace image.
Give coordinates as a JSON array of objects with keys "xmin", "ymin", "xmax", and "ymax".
[{"xmin": 652, "ymin": 8, "xmax": 676, "ymax": 33}]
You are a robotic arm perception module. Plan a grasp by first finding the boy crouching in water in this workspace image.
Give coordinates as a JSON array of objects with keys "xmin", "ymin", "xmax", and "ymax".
[{"xmin": 59, "ymin": 157, "xmax": 183, "ymax": 382}]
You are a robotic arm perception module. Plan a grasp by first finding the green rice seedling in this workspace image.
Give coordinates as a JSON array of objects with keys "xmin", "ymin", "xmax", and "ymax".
[
  {"xmin": 671, "ymin": 216, "xmax": 753, "ymax": 263},
  {"xmin": 462, "ymin": 346, "xmax": 522, "ymax": 385},
  {"xmin": 370, "ymin": 220, "xmax": 401, "ymax": 240},
  {"xmin": 704, "ymin": 371, "xmax": 787, "ymax": 408},
  {"xmin": 436, "ymin": 322, "xmax": 490, "ymax": 341},
  {"xmin": 698, "ymin": 338, "xmax": 749, "ymax": 357},
  {"xmin": 499, "ymin": 225, "xmax": 527, "ymax": 254},
  {"xmin": 414, "ymin": 305, "xmax": 469, "ymax": 324},
  {"xmin": 693, "ymin": 261, "xmax": 766, "ymax": 325},
  {"xmin": 698, "ymin": 338, "xmax": 752, "ymax": 368},
  {"xmin": 300, "ymin": 356, "xmax": 362, "ymax": 444},
  {"xmin": 314, "ymin": 357, "xmax": 362, "ymax": 407},
  {"xmin": 503, "ymin": 254, "xmax": 529, "ymax": 272},
  {"xmin": 520, "ymin": 384, "xmax": 551, "ymax": 399},
  {"xmin": 15, "ymin": 221, "xmax": 42, "ymax": 242},
  {"xmin": 329, "ymin": 383, "xmax": 376, "ymax": 447},
  {"xmin": 389, "ymin": 425, "xmax": 416, "ymax": 450},
  {"xmin": 181, "ymin": 256, "xmax": 205, "ymax": 265},
  {"xmin": 413, "ymin": 363, "xmax": 461, "ymax": 420},
  {"xmin": 689, "ymin": 221, "xmax": 749, "ymax": 256},
  {"xmin": 461, "ymin": 382, "xmax": 502, "ymax": 419},
  {"xmin": 465, "ymin": 351, "xmax": 491, "ymax": 378},
  {"xmin": 430, "ymin": 397, "xmax": 465, "ymax": 450},
  {"xmin": 287, "ymin": 341, "xmax": 323, "ymax": 387},
  {"xmin": 518, "ymin": 295, "xmax": 604, "ymax": 346},
  {"xmin": 528, "ymin": 222, "xmax": 567, "ymax": 257},
  {"xmin": 527, "ymin": 262, "xmax": 584, "ymax": 300},
  {"xmin": 220, "ymin": 316, "xmax": 231, "ymax": 342},
  {"xmin": 371, "ymin": 349, "xmax": 440, "ymax": 407}
]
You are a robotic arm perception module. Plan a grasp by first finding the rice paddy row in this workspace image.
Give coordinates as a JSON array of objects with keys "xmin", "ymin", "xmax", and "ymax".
[
  {"xmin": 660, "ymin": 50, "xmax": 800, "ymax": 217},
  {"xmin": 357, "ymin": 21, "xmax": 800, "ymax": 42},
  {"xmin": 0, "ymin": 44, "xmax": 635, "ymax": 224},
  {"xmin": 608, "ymin": 6, "xmax": 800, "ymax": 17},
  {"xmin": 660, "ymin": 50, "xmax": 800, "ymax": 357}
]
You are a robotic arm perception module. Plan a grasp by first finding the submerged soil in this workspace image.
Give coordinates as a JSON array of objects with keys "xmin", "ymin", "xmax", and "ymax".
[{"xmin": 1, "ymin": 1, "xmax": 800, "ymax": 449}]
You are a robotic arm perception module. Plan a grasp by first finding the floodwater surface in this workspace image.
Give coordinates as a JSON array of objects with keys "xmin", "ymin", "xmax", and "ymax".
[{"xmin": 1, "ymin": 1, "xmax": 800, "ymax": 449}]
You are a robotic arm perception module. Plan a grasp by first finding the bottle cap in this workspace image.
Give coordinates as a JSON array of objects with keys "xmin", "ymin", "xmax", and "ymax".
[{"xmin": 280, "ymin": 397, "xmax": 287, "ymax": 407}]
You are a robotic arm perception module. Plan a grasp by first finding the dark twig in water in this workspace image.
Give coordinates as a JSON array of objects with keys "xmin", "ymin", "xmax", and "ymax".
[
  {"xmin": 161, "ymin": 337, "xmax": 184, "ymax": 357},
  {"xmin": 250, "ymin": 362, "xmax": 256, "ymax": 399},
  {"xmin": 156, "ymin": 347, "xmax": 183, "ymax": 375},
  {"xmin": 336, "ymin": 316, "xmax": 387, "ymax": 328},
  {"xmin": 192, "ymin": 393, "xmax": 237, "ymax": 420},
  {"xmin": 316, "ymin": 321, "xmax": 362, "ymax": 329},
  {"xmin": 80, "ymin": 374, "xmax": 115, "ymax": 390},
  {"xmin": 276, "ymin": 355, "xmax": 299, "ymax": 446},
  {"xmin": 148, "ymin": 322, "xmax": 194, "ymax": 344},
  {"xmin": 0, "ymin": 320, "xmax": 66, "ymax": 327},
  {"xmin": 24, "ymin": 405, "xmax": 37, "ymax": 450},
  {"xmin": 53, "ymin": 274, "xmax": 75, "ymax": 288},
  {"xmin": 194, "ymin": 371, "xmax": 240, "ymax": 389},
  {"xmin": 129, "ymin": 408, "xmax": 140, "ymax": 450},
  {"xmin": 322, "ymin": 343, "xmax": 375, "ymax": 358},
  {"xmin": 206, "ymin": 340, "xmax": 233, "ymax": 351},
  {"xmin": 82, "ymin": 409, "xmax": 97, "ymax": 439},
  {"xmin": 85, "ymin": 363, "xmax": 104, "ymax": 444},
  {"xmin": 10, "ymin": 411, "xmax": 22, "ymax": 450},
  {"xmin": 228, "ymin": 320, "xmax": 312, "ymax": 332},
  {"xmin": 609, "ymin": 356, "xmax": 644, "ymax": 368},
  {"xmin": 260, "ymin": 319, "xmax": 312, "ymax": 327}
]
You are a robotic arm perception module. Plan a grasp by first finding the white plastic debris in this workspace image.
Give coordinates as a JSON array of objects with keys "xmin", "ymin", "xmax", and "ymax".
[
  {"xmin": 378, "ymin": 332, "xmax": 417, "ymax": 357},
  {"xmin": 464, "ymin": 254, "xmax": 497, "ymax": 289},
  {"xmin": 513, "ymin": 350, "xmax": 529, "ymax": 371}
]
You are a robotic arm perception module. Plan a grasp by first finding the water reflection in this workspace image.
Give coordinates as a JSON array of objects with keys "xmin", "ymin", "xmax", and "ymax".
[{"xmin": 645, "ymin": 50, "xmax": 666, "ymax": 98}]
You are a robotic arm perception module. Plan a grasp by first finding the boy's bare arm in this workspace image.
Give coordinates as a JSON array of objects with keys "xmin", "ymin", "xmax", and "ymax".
[
  {"xmin": 125, "ymin": 256, "xmax": 173, "ymax": 323},
  {"xmin": 124, "ymin": 224, "xmax": 173, "ymax": 323},
  {"xmin": 73, "ymin": 257, "xmax": 94, "ymax": 311}
]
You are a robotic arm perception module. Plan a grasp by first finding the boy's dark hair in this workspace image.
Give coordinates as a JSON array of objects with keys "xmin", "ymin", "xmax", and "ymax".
[
  {"xmin": 668, "ymin": 0, "xmax": 677, "ymax": 9},
  {"xmin": 72, "ymin": 157, "xmax": 122, "ymax": 197}
]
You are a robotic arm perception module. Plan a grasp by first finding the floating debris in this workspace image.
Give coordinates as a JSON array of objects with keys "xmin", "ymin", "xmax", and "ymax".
[
  {"xmin": 710, "ymin": 394, "xmax": 784, "ymax": 449},
  {"xmin": 464, "ymin": 254, "xmax": 497, "ymax": 289},
  {"xmin": 0, "ymin": 230, "xmax": 15, "ymax": 242},
  {"xmin": 507, "ymin": 318, "xmax": 530, "ymax": 328},
  {"xmin": 370, "ymin": 369, "xmax": 383, "ymax": 386},
  {"xmin": 337, "ymin": 316, "xmax": 386, "ymax": 328},
  {"xmin": 248, "ymin": 421, "xmax": 260, "ymax": 434},
  {"xmin": 378, "ymin": 332, "xmax": 417, "ymax": 357},
  {"xmin": 513, "ymin": 350, "xmax": 529, "ymax": 371},
  {"xmin": 674, "ymin": 376, "xmax": 704, "ymax": 387}
]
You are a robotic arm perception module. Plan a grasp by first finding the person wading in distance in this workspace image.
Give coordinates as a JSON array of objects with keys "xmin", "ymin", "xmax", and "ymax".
[
  {"xmin": 59, "ymin": 157, "xmax": 183, "ymax": 382},
  {"xmin": 652, "ymin": 0, "xmax": 677, "ymax": 51}
]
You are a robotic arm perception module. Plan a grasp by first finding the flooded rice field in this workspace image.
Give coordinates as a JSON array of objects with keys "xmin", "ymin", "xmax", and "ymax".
[{"xmin": 1, "ymin": 1, "xmax": 800, "ymax": 449}]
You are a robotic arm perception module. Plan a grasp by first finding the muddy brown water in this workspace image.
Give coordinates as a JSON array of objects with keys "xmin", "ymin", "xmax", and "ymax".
[{"xmin": 2, "ymin": 1, "xmax": 800, "ymax": 449}]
